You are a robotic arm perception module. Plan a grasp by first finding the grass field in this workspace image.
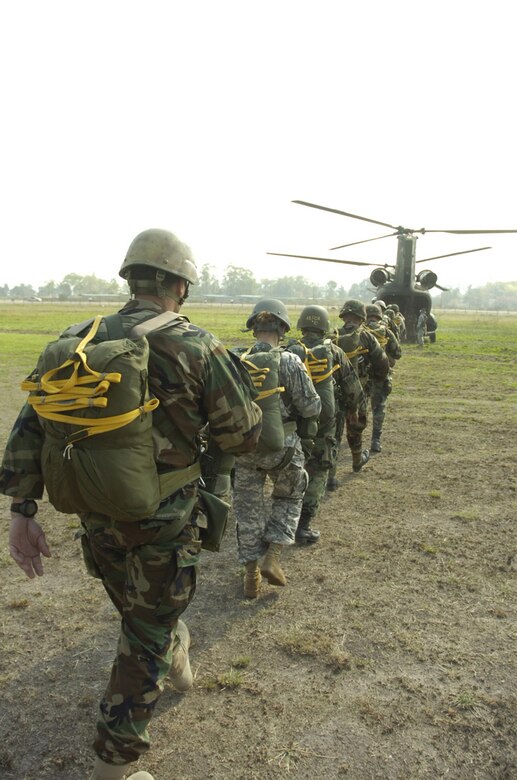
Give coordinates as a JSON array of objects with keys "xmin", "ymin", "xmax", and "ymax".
[{"xmin": 0, "ymin": 304, "xmax": 516, "ymax": 780}]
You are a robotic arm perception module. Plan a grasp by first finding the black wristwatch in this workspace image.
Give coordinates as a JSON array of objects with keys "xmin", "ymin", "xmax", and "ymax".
[{"xmin": 10, "ymin": 499, "xmax": 38, "ymax": 518}]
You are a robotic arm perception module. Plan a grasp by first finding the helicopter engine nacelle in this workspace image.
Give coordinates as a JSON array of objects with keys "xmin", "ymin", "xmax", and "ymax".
[
  {"xmin": 416, "ymin": 269, "xmax": 438, "ymax": 290},
  {"xmin": 370, "ymin": 268, "xmax": 391, "ymax": 287}
]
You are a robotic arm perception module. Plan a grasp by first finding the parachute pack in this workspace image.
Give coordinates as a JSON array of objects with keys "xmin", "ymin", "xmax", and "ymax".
[
  {"xmin": 239, "ymin": 345, "xmax": 288, "ymax": 453},
  {"xmin": 365, "ymin": 321, "xmax": 389, "ymax": 348},
  {"xmin": 21, "ymin": 311, "xmax": 191, "ymax": 521},
  {"xmin": 287, "ymin": 339, "xmax": 337, "ymax": 433}
]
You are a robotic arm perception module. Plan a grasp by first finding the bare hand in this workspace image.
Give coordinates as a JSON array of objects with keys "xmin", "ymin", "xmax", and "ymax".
[{"xmin": 9, "ymin": 514, "xmax": 51, "ymax": 579}]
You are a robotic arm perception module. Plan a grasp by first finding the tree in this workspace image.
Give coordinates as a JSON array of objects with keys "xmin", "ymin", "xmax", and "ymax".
[
  {"xmin": 10, "ymin": 284, "xmax": 35, "ymax": 299},
  {"xmin": 222, "ymin": 266, "xmax": 258, "ymax": 296},
  {"xmin": 198, "ymin": 264, "xmax": 220, "ymax": 295},
  {"xmin": 348, "ymin": 278, "xmax": 373, "ymax": 300},
  {"xmin": 37, "ymin": 280, "xmax": 58, "ymax": 298}
]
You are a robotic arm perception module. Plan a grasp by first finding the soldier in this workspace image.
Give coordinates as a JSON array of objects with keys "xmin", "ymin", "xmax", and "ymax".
[
  {"xmin": 327, "ymin": 299, "xmax": 389, "ymax": 489},
  {"xmin": 287, "ymin": 305, "xmax": 365, "ymax": 541},
  {"xmin": 365, "ymin": 303, "xmax": 402, "ymax": 452},
  {"xmin": 416, "ymin": 307, "xmax": 428, "ymax": 346},
  {"xmin": 232, "ymin": 299, "xmax": 321, "ymax": 596},
  {"xmin": 387, "ymin": 303, "xmax": 406, "ymax": 342},
  {"xmin": 1, "ymin": 229, "xmax": 262, "ymax": 780}
]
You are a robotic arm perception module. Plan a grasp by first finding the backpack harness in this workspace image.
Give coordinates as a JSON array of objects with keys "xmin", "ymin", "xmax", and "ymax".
[{"xmin": 21, "ymin": 310, "xmax": 202, "ymax": 521}]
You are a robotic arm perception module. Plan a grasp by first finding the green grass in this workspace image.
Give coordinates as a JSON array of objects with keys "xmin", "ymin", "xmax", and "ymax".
[{"xmin": 1, "ymin": 305, "xmax": 516, "ymax": 395}]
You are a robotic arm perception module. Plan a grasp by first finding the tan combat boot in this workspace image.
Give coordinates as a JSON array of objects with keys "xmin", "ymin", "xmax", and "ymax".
[
  {"xmin": 260, "ymin": 543, "xmax": 287, "ymax": 586},
  {"xmin": 243, "ymin": 560, "xmax": 261, "ymax": 598},
  {"xmin": 169, "ymin": 619, "xmax": 193, "ymax": 692},
  {"xmin": 90, "ymin": 757, "xmax": 154, "ymax": 780}
]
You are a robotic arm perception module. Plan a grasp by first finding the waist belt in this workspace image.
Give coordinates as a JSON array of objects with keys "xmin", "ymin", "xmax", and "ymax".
[{"xmin": 158, "ymin": 462, "xmax": 201, "ymax": 498}]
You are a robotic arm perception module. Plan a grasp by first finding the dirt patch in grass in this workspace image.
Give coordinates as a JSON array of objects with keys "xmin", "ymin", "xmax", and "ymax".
[{"xmin": 0, "ymin": 326, "xmax": 516, "ymax": 780}]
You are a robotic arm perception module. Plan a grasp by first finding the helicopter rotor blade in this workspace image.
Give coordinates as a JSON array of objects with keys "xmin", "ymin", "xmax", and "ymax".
[
  {"xmin": 329, "ymin": 232, "xmax": 399, "ymax": 251},
  {"xmin": 424, "ymin": 229, "xmax": 517, "ymax": 234},
  {"xmin": 266, "ymin": 251, "xmax": 380, "ymax": 267},
  {"xmin": 292, "ymin": 200, "xmax": 399, "ymax": 231},
  {"xmin": 415, "ymin": 246, "xmax": 491, "ymax": 263}
]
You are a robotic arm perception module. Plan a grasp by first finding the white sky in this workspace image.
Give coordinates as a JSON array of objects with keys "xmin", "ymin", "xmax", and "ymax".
[{"xmin": 1, "ymin": 0, "xmax": 516, "ymax": 293}]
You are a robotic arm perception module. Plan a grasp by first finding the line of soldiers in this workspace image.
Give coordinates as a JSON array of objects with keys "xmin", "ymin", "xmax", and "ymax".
[
  {"xmin": 231, "ymin": 296, "xmax": 402, "ymax": 599},
  {"xmin": 0, "ymin": 227, "xmax": 404, "ymax": 778}
]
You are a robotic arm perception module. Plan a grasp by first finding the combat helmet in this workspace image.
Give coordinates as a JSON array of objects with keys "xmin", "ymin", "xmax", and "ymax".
[
  {"xmin": 388, "ymin": 303, "xmax": 400, "ymax": 313},
  {"xmin": 245, "ymin": 298, "xmax": 291, "ymax": 333},
  {"xmin": 374, "ymin": 299, "xmax": 387, "ymax": 312},
  {"xmin": 366, "ymin": 303, "xmax": 383, "ymax": 320},
  {"xmin": 120, "ymin": 229, "xmax": 199, "ymax": 287},
  {"xmin": 339, "ymin": 299, "xmax": 367, "ymax": 322},
  {"xmin": 297, "ymin": 305, "xmax": 330, "ymax": 333}
]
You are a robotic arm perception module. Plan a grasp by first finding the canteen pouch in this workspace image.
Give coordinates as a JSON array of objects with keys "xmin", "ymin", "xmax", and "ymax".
[{"xmin": 197, "ymin": 487, "xmax": 231, "ymax": 552}]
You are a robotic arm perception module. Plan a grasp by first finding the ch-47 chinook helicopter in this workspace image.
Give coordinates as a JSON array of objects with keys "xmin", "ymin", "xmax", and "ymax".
[{"xmin": 268, "ymin": 200, "xmax": 517, "ymax": 342}]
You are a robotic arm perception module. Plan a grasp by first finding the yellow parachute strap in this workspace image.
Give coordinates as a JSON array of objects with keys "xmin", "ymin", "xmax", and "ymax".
[
  {"xmin": 345, "ymin": 345, "xmax": 369, "ymax": 360},
  {"xmin": 40, "ymin": 398, "xmax": 160, "ymax": 448},
  {"xmin": 298, "ymin": 341, "xmax": 339, "ymax": 384},
  {"xmin": 240, "ymin": 353, "xmax": 285, "ymax": 400},
  {"xmin": 365, "ymin": 326, "xmax": 388, "ymax": 348},
  {"xmin": 24, "ymin": 315, "xmax": 122, "ymax": 397},
  {"xmin": 22, "ymin": 313, "xmax": 160, "ymax": 447}
]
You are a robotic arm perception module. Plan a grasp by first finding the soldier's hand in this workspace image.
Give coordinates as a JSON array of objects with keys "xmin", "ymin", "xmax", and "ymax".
[{"xmin": 9, "ymin": 514, "xmax": 51, "ymax": 579}]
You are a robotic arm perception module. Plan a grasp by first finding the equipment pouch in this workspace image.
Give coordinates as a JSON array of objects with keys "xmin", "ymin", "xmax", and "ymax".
[
  {"xmin": 197, "ymin": 488, "xmax": 231, "ymax": 553},
  {"xmin": 75, "ymin": 526, "xmax": 103, "ymax": 580}
]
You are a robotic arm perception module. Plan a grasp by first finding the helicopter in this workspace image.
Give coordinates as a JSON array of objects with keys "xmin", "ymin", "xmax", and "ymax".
[{"xmin": 268, "ymin": 200, "xmax": 517, "ymax": 342}]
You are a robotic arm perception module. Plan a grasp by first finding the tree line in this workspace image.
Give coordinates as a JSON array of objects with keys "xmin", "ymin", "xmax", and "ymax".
[{"xmin": 1, "ymin": 266, "xmax": 516, "ymax": 310}]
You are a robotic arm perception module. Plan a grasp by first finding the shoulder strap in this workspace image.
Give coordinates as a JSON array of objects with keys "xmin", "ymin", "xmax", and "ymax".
[{"xmin": 129, "ymin": 311, "xmax": 183, "ymax": 339}]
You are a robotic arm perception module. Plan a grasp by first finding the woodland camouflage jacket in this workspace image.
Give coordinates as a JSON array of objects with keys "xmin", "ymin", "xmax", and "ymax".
[
  {"xmin": 290, "ymin": 331, "xmax": 365, "ymax": 415},
  {"xmin": 0, "ymin": 299, "xmax": 262, "ymax": 498}
]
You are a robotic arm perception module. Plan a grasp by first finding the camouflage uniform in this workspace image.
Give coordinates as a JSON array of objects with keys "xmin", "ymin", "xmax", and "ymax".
[
  {"xmin": 326, "ymin": 322, "xmax": 388, "ymax": 485},
  {"xmin": 365, "ymin": 309, "xmax": 402, "ymax": 451},
  {"xmin": 0, "ymin": 298, "xmax": 261, "ymax": 766},
  {"xmin": 232, "ymin": 344, "xmax": 321, "ymax": 563},
  {"xmin": 287, "ymin": 332, "xmax": 364, "ymax": 528},
  {"xmin": 416, "ymin": 309, "xmax": 427, "ymax": 346}
]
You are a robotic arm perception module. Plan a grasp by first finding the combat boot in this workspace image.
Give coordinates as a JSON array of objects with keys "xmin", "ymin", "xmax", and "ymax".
[
  {"xmin": 169, "ymin": 619, "xmax": 193, "ymax": 692},
  {"xmin": 295, "ymin": 511, "xmax": 320, "ymax": 543},
  {"xmin": 352, "ymin": 449, "xmax": 370, "ymax": 472},
  {"xmin": 90, "ymin": 758, "xmax": 155, "ymax": 780},
  {"xmin": 370, "ymin": 429, "xmax": 382, "ymax": 453},
  {"xmin": 326, "ymin": 473, "xmax": 339, "ymax": 491},
  {"xmin": 243, "ymin": 560, "xmax": 261, "ymax": 599},
  {"xmin": 260, "ymin": 543, "xmax": 287, "ymax": 586}
]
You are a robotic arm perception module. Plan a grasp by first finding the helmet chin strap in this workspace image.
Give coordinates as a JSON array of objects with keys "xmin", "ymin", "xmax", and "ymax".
[{"xmin": 155, "ymin": 272, "xmax": 189, "ymax": 306}]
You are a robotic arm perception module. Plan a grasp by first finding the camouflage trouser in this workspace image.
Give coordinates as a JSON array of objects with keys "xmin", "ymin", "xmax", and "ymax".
[
  {"xmin": 233, "ymin": 437, "xmax": 307, "ymax": 563},
  {"xmin": 302, "ymin": 434, "xmax": 337, "ymax": 520},
  {"xmin": 370, "ymin": 377, "xmax": 390, "ymax": 432},
  {"xmin": 79, "ymin": 484, "xmax": 201, "ymax": 765},
  {"xmin": 327, "ymin": 402, "xmax": 367, "ymax": 481}
]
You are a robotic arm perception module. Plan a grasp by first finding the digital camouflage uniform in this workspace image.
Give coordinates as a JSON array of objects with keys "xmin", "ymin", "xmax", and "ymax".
[
  {"xmin": 416, "ymin": 309, "xmax": 427, "ymax": 346},
  {"xmin": 287, "ymin": 332, "xmax": 364, "ymax": 527},
  {"xmin": 232, "ymin": 344, "xmax": 321, "ymax": 563},
  {"xmin": 365, "ymin": 308, "xmax": 402, "ymax": 451},
  {"xmin": 0, "ymin": 297, "xmax": 261, "ymax": 766}
]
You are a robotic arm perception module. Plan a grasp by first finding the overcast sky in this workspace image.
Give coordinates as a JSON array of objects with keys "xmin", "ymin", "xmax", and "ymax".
[{"xmin": 1, "ymin": 1, "xmax": 516, "ymax": 293}]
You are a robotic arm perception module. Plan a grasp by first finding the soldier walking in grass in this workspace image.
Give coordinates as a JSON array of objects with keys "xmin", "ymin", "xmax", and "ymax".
[
  {"xmin": 232, "ymin": 299, "xmax": 321, "ymax": 598},
  {"xmin": 327, "ymin": 299, "xmax": 389, "ymax": 490},
  {"xmin": 286, "ymin": 304, "xmax": 365, "ymax": 542},
  {"xmin": 1, "ymin": 228, "xmax": 261, "ymax": 780},
  {"xmin": 365, "ymin": 303, "xmax": 402, "ymax": 452}
]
